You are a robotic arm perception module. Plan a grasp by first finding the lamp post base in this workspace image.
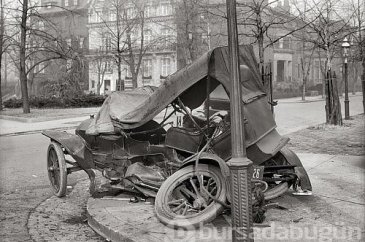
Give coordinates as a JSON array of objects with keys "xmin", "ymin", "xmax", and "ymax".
[
  {"xmin": 344, "ymin": 99, "xmax": 350, "ymax": 120},
  {"xmin": 227, "ymin": 157, "xmax": 254, "ymax": 242}
]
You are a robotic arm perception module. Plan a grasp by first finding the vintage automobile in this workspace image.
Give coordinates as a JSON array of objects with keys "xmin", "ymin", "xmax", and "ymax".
[{"xmin": 43, "ymin": 46, "xmax": 312, "ymax": 229}]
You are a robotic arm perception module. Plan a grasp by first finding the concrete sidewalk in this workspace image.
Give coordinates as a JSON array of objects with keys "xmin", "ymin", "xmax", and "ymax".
[
  {"xmin": 86, "ymin": 153, "xmax": 364, "ymax": 242},
  {"xmin": 0, "ymin": 116, "xmax": 89, "ymax": 136},
  {"xmin": 276, "ymin": 92, "xmax": 362, "ymax": 104}
]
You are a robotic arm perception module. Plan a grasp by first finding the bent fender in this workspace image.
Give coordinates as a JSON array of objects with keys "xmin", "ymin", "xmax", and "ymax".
[
  {"xmin": 280, "ymin": 147, "xmax": 312, "ymax": 192},
  {"xmin": 42, "ymin": 130, "xmax": 95, "ymax": 170}
]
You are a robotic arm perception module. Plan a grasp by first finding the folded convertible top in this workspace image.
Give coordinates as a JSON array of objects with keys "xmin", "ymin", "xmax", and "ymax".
[{"xmin": 86, "ymin": 45, "xmax": 276, "ymax": 146}]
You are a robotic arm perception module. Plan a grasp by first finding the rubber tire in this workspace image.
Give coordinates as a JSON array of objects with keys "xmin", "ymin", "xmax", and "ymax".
[
  {"xmin": 47, "ymin": 142, "xmax": 67, "ymax": 197},
  {"xmin": 263, "ymin": 150, "xmax": 293, "ymax": 200},
  {"xmin": 264, "ymin": 182, "xmax": 289, "ymax": 200},
  {"xmin": 155, "ymin": 164, "xmax": 227, "ymax": 229}
]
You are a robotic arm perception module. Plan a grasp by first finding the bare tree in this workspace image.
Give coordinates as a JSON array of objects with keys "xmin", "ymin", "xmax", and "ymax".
[
  {"xmin": 175, "ymin": 0, "xmax": 207, "ymax": 68},
  {"xmin": 0, "ymin": 0, "xmax": 6, "ymax": 110},
  {"xmin": 90, "ymin": 51, "xmax": 108, "ymax": 95},
  {"xmin": 298, "ymin": 0, "xmax": 356, "ymax": 125},
  {"xmin": 298, "ymin": 40, "xmax": 316, "ymax": 100},
  {"xmin": 345, "ymin": 0, "xmax": 365, "ymax": 112},
  {"xmin": 236, "ymin": 0, "xmax": 307, "ymax": 70},
  {"xmin": 6, "ymin": 0, "xmax": 75, "ymax": 113},
  {"xmin": 89, "ymin": 0, "xmax": 163, "ymax": 90}
]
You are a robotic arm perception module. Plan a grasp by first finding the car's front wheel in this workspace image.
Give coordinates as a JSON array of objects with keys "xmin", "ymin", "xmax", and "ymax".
[{"xmin": 155, "ymin": 164, "xmax": 227, "ymax": 229}]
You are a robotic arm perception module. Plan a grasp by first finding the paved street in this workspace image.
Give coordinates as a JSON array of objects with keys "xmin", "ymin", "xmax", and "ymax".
[
  {"xmin": 0, "ymin": 133, "xmax": 103, "ymax": 241},
  {"xmin": 275, "ymin": 95, "xmax": 364, "ymax": 135}
]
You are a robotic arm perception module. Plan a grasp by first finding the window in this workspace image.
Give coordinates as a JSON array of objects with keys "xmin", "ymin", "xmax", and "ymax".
[
  {"xmin": 79, "ymin": 37, "xmax": 84, "ymax": 48},
  {"xmin": 143, "ymin": 59, "xmax": 152, "ymax": 78},
  {"xmin": 102, "ymin": 33, "xmax": 112, "ymax": 51},
  {"xmin": 110, "ymin": 11, "xmax": 116, "ymax": 21},
  {"xmin": 283, "ymin": 37, "xmax": 291, "ymax": 49},
  {"xmin": 125, "ymin": 67, "xmax": 132, "ymax": 79},
  {"xmin": 161, "ymin": 57, "xmax": 171, "ymax": 77},
  {"xmin": 161, "ymin": 28, "xmax": 170, "ymax": 46},
  {"xmin": 104, "ymin": 11, "xmax": 110, "ymax": 21},
  {"xmin": 144, "ymin": 29, "xmax": 152, "ymax": 45},
  {"xmin": 145, "ymin": 5, "xmax": 152, "ymax": 18},
  {"xmin": 73, "ymin": 0, "xmax": 78, "ymax": 6},
  {"xmin": 91, "ymin": 80, "xmax": 95, "ymax": 88},
  {"xmin": 278, "ymin": 38, "xmax": 283, "ymax": 49},
  {"xmin": 65, "ymin": 0, "xmax": 69, "ymax": 7},
  {"xmin": 124, "ymin": 68, "xmax": 133, "ymax": 89},
  {"xmin": 126, "ymin": 7, "xmax": 136, "ymax": 18},
  {"xmin": 94, "ymin": 11, "xmax": 102, "ymax": 22},
  {"xmin": 88, "ymin": 10, "xmax": 96, "ymax": 22},
  {"xmin": 105, "ymin": 61, "xmax": 113, "ymax": 73},
  {"xmin": 160, "ymin": 2, "xmax": 172, "ymax": 16},
  {"xmin": 116, "ymin": 79, "xmax": 124, "ymax": 91}
]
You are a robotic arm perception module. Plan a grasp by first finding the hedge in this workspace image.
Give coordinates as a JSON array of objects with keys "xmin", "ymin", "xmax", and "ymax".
[{"xmin": 3, "ymin": 94, "xmax": 106, "ymax": 109}]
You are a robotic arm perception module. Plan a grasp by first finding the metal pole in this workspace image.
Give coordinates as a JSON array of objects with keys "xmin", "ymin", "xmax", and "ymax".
[
  {"xmin": 269, "ymin": 63, "xmax": 274, "ymax": 114},
  {"xmin": 344, "ymin": 59, "xmax": 350, "ymax": 119},
  {"xmin": 225, "ymin": 0, "xmax": 253, "ymax": 241}
]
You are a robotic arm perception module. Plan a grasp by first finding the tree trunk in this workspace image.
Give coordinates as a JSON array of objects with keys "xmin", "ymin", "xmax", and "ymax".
[
  {"xmin": 325, "ymin": 70, "xmax": 342, "ymax": 125},
  {"xmin": 132, "ymin": 76, "xmax": 138, "ymax": 89},
  {"xmin": 361, "ymin": 59, "xmax": 365, "ymax": 113},
  {"xmin": 258, "ymin": 35, "xmax": 264, "ymax": 72},
  {"xmin": 302, "ymin": 76, "xmax": 307, "ymax": 101},
  {"xmin": 0, "ymin": 63, "xmax": 2, "ymax": 110},
  {"xmin": 96, "ymin": 70, "xmax": 101, "ymax": 95},
  {"xmin": 20, "ymin": 0, "xmax": 30, "ymax": 113},
  {"xmin": 117, "ymin": 54, "xmax": 124, "ymax": 91},
  {"xmin": 3, "ymin": 52, "xmax": 6, "ymax": 88},
  {"xmin": 0, "ymin": 0, "xmax": 4, "ymax": 111}
]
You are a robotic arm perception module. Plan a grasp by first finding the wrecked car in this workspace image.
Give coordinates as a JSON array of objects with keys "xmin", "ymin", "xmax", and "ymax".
[{"xmin": 43, "ymin": 45, "xmax": 312, "ymax": 228}]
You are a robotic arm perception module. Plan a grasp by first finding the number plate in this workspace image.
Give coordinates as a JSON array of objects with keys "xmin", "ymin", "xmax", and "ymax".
[{"xmin": 252, "ymin": 166, "xmax": 264, "ymax": 180}]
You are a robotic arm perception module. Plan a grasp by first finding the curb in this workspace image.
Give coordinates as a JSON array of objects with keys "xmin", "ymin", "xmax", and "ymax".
[
  {"xmin": 277, "ymin": 98, "xmax": 324, "ymax": 104},
  {"xmin": 0, "ymin": 114, "xmax": 91, "ymax": 123},
  {"xmin": 0, "ymin": 125, "xmax": 78, "ymax": 137},
  {"xmin": 277, "ymin": 93, "xmax": 362, "ymax": 104},
  {"xmin": 87, "ymin": 211, "xmax": 134, "ymax": 242},
  {"xmin": 87, "ymin": 198, "xmax": 136, "ymax": 242},
  {"xmin": 0, "ymin": 114, "xmax": 37, "ymax": 123}
]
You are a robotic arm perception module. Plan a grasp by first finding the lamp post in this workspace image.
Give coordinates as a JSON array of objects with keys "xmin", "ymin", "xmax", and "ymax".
[
  {"xmin": 226, "ymin": 0, "xmax": 254, "ymax": 241},
  {"xmin": 342, "ymin": 37, "xmax": 350, "ymax": 120}
]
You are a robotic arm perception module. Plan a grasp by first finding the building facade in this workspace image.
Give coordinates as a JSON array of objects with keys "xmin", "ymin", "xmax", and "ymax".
[
  {"xmin": 87, "ymin": 0, "xmax": 177, "ymax": 94},
  {"xmin": 36, "ymin": 0, "xmax": 351, "ymax": 97},
  {"xmin": 35, "ymin": 0, "xmax": 90, "ymax": 94}
]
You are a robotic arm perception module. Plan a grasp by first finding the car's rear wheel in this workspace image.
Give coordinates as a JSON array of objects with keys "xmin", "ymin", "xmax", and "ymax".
[
  {"xmin": 47, "ymin": 142, "xmax": 67, "ymax": 197},
  {"xmin": 263, "ymin": 149, "xmax": 296, "ymax": 200}
]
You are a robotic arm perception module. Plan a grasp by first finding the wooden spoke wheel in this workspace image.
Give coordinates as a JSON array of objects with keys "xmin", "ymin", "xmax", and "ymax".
[{"xmin": 47, "ymin": 142, "xmax": 67, "ymax": 197}]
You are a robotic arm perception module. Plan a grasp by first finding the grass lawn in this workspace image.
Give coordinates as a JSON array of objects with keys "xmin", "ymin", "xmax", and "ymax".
[
  {"xmin": 0, "ymin": 107, "xmax": 99, "ymax": 120},
  {"xmin": 287, "ymin": 114, "xmax": 364, "ymax": 156}
]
